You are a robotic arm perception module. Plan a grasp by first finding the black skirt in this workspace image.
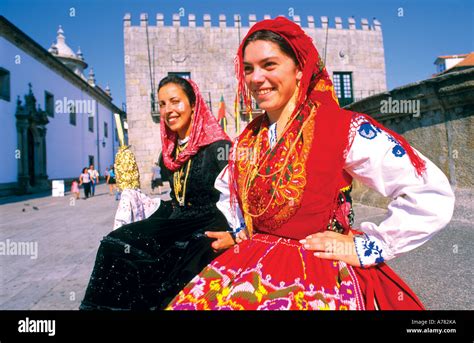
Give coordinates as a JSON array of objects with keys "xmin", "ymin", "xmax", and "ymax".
[{"xmin": 80, "ymin": 202, "xmax": 228, "ymax": 310}]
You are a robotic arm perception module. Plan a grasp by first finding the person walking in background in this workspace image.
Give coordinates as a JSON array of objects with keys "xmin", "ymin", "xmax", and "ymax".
[
  {"xmin": 79, "ymin": 167, "xmax": 92, "ymax": 199},
  {"xmin": 108, "ymin": 166, "xmax": 120, "ymax": 200},
  {"xmin": 71, "ymin": 179, "xmax": 80, "ymax": 200},
  {"xmin": 88, "ymin": 165, "xmax": 99, "ymax": 197},
  {"xmin": 106, "ymin": 165, "xmax": 116, "ymax": 196},
  {"xmin": 115, "ymin": 186, "xmax": 121, "ymax": 201},
  {"xmin": 104, "ymin": 167, "xmax": 110, "ymax": 190}
]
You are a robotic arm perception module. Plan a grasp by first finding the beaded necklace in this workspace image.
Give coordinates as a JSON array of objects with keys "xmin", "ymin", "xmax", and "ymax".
[{"xmin": 173, "ymin": 143, "xmax": 192, "ymax": 206}]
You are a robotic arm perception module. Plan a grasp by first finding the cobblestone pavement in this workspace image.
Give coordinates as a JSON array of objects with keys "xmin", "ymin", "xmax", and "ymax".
[{"xmin": 0, "ymin": 184, "xmax": 472, "ymax": 310}]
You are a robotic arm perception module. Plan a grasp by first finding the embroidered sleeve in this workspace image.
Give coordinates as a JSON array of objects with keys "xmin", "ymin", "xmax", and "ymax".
[
  {"xmin": 140, "ymin": 191, "xmax": 161, "ymax": 218},
  {"xmin": 344, "ymin": 117, "xmax": 455, "ymax": 267},
  {"xmin": 353, "ymin": 233, "xmax": 386, "ymax": 268},
  {"xmin": 113, "ymin": 189, "xmax": 161, "ymax": 230},
  {"xmin": 113, "ymin": 189, "xmax": 134, "ymax": 230},
  {"xmin": 215, "ymin": 165, "xmax": 246, "ymax": 234}
]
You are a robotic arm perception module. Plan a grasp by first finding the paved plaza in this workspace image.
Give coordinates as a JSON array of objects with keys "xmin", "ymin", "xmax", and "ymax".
[{"xmin": 0, "ymin": 184, "xmax": 472, "ymax": 310}]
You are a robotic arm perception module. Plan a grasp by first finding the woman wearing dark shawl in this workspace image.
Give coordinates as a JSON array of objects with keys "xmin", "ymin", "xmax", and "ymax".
[{"xmin": 80, "ymin": 76, "xmax": 235, "ymax": 310}]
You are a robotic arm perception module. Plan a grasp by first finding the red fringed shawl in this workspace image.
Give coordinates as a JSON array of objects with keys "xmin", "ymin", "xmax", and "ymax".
[{"xmin": 161, "ymin": 79, "xmax": 230, "ymax": 172}]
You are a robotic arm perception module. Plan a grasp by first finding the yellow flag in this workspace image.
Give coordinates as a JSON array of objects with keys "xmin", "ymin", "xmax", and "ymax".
[{"xmin": 114, "ymin": 113, "xmax": 125, "ymax": 147}]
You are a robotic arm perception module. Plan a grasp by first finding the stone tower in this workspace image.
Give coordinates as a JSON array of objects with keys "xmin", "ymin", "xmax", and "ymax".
[{"xmin": 124, "ymin": 13, "xmax": 387, "ymax": 194}]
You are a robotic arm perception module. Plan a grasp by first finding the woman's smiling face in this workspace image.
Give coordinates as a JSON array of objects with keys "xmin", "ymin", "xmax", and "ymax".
[
  {"xmin": 158, "ymin": 83, "xmax": 194, "ymax": 139},
  {"xmin": 243, "ymin": 40, "xmax": 302, "ymax": 117}
]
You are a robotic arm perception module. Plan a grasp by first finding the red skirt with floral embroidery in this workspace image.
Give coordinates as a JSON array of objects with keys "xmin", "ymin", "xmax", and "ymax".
[{"xmin": 165, "ymin": 234, "xmax": 424, "ymax": 310}]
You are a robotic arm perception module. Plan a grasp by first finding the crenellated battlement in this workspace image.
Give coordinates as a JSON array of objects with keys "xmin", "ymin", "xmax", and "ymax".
[{"xmin": 123, "ymin": 13, "xmax": 382, "ymax": 31}]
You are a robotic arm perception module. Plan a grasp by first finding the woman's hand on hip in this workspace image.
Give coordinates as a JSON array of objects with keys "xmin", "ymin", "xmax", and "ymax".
[{"xmin": 299, "ymin": 231, "xmax": 361, "ymax": 267}]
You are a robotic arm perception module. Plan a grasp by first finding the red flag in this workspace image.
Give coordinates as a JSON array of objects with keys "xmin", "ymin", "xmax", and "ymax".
[{"xmin": 218, "ymin": 95, "xmax": 226, "ymax": 121}]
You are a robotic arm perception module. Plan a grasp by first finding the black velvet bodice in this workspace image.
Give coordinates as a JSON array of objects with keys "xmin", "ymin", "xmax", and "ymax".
[{"xmin": 159, "ymin": 140, "xmax": 231, "ymax": 219}]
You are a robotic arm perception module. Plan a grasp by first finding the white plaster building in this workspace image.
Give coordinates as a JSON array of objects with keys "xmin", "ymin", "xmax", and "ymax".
[{"xmin": 0, "ymin": 16, "xmax": 126, "ymax": 196}]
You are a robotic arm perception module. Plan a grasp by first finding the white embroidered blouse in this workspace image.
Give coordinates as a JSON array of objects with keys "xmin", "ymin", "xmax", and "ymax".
[
  {"xmin": 113, "ymin": 189, "xmax": 161, "ymax": 230},
  {"xmin": 215, "ymin": 118, "xmax": 455, "ymax": 268}
]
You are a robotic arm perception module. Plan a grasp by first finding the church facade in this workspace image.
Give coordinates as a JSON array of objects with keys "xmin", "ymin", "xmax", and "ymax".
[{"xmin": 0, "ymin": 16, "xmax": 125, "ymax": 196}]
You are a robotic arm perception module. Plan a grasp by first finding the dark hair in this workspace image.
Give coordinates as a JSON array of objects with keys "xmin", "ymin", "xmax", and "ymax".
[
  {"xmin": 158, "ymin": 75, "xmax": 196, "ymax": 106},
  {"xmin": 242, "ymin": 30, "xmax": 298, "ymax": 66},
  {"xmin": 82, "ymin": 167, "xmax": 88, "ymax": 173}
]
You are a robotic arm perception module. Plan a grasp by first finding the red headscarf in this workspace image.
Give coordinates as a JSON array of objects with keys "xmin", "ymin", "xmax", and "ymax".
[
  {"xmin": 230, "ymin": 17, "xmax": 426, "ymax": 236},
  {"xmin": 235, "ymin": 16, "xmax": 325, "ymax": 117},
  {"xmin": 160, "ymin": 78, "xmax": 230, "ymax": 172}
]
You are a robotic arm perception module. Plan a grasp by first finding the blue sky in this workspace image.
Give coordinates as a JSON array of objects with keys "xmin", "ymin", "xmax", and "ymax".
[{"xmin": 1, "ymin": 0, "xmax": 473, "ymax": 109}]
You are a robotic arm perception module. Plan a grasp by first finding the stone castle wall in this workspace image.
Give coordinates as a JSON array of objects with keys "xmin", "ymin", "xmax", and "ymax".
[{"xmin": 346, "ymin": 67, "xmax": 474, "ymax": 208}]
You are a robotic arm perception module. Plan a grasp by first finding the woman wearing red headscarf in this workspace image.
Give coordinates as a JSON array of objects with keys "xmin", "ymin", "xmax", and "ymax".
[
  {"xmin": 166, "ymin": 18, "xmax": 454, "ymax": 310},
  {"xmin": 80, "ymin": 76, "xmax": 236, "ymax": 310}
]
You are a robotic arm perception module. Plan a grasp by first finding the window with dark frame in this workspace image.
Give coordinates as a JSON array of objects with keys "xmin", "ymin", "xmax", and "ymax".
[
  {"xmin": 104, "ymin": 122, "xmax": 108, "ymax": 138},
  {"xmin": 88, "ymin": 113, "xmax": 94, "ymax": 132},
  {"xmin": 332, "ymin": 72, "xmax": 354, "ymax": 107},
  {"xmin": 45, "ymin": 91, "xmax": 54, "ymax": 117},
  {"xmin": 69, "ymin": 104, "xmax": 76, "ymax": 126},
  {"xmin": 0, "ymin": 68, "xmax": 10, "ymax": 102}
]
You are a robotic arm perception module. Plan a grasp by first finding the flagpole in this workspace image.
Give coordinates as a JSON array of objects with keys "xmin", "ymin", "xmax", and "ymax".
[
  {"xmin": 235, "ymin": 94, "xmax": 241, "ymax": 136},
  {"xmin": 236, "ymin": 15, "xmax": 242, "ymax": 137},
  {"xmin": 236, "ymin": 106, "xmax": 240, "ymax": 135}
]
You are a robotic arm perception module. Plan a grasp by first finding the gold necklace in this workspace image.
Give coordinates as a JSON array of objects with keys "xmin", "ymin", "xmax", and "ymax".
[
  {"xmin": 173, "ymin": 143, "xmax": 192, "ymax": 206},
  {"xmin": 240, "ymin": 104, "xmax": 317, "ymax": 235}
]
